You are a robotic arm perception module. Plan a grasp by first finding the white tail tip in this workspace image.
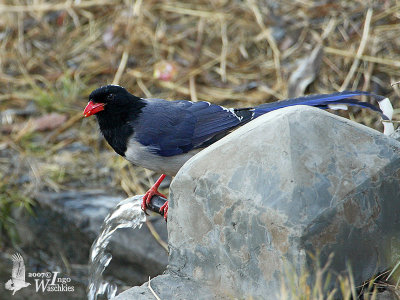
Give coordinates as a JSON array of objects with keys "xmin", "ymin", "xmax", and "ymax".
[
  {"xmin": 328, "ymin": 104, "xmax": 348, "ymax": 111},
  {"xmin": 379, "ymin": 98, "xmax": 394, "ymax": 135}
]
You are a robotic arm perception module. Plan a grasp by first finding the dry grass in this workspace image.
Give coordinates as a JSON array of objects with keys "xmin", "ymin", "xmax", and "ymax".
[
  {"xmin": 0, "ymin": 2, "xmax": 400, "ymax": 297},
  {"xmin": 280, "ymin": 253, "xmax": 400, "ymax": 300},
  {"xmin": 0, "ymin": 0, "xmax": 399, "ymax": 244}
]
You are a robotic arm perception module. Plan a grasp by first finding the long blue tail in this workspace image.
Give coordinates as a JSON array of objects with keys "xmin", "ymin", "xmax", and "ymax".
[{"xmin": 252, "ymin": 91, "xmax": 394, "ymax": 134}]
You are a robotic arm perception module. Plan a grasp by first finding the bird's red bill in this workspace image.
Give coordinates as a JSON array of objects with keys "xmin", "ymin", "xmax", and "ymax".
[{"xmin": 83, "ymin": 101, "xmax": 105, "ymax": 117}]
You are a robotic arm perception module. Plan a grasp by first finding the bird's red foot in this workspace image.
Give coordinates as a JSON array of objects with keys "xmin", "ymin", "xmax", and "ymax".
[
  {"xmin": 159, "ymin": 201, "xmax": 168, "ymax": 221},
  {"xmin": 141, "ymin": 187, "xmax": 167, "ymax": 214},
  {"xmin": 142, "ymin": 174, "xmax": 168, "ymax": 220}
]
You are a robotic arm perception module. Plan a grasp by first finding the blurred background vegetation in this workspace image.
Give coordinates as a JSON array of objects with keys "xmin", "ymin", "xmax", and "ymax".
[{"xmin": 0, "ymin": 0, "xmax": 399, "ymax": 248}]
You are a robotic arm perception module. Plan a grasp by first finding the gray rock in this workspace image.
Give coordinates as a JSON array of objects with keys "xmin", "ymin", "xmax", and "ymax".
[
  {"xmin": 114, "ymin": 106, "xmax": 400, "ymax": 299},
  {"xmin": 112, "ymin": 274, "xmax": 214, "ymax": 300},
  {"xmin": 373, "ymin": 290, "xmax": 400, "ymax": 300},
  {"xmin": 14, "ymin": 190, "xmax": 168, "ymax": 285}
]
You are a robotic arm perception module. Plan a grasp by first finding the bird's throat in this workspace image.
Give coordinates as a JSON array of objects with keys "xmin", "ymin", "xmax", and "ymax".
[
  {"xmin": 95, "ymin": 96, "xmax": 146, "ymax": 157},
  {"xmin": 97, "ymin": 116, "xmax": 133, "ymax": 157}
]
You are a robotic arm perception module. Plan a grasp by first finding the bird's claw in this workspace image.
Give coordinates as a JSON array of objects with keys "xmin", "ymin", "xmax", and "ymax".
[
  {"xmin": 141, "ymin": 187, "xmax": 167, "ymax": 215},
  {"xmin": 159, "ymin": 201, "xmax": 168, "ymax": 221}
]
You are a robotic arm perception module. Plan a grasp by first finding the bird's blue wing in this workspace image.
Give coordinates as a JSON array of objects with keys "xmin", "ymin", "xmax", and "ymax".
[{"xmin": 133, "ymin": 99, "xmax": 244, "ymax": 157}]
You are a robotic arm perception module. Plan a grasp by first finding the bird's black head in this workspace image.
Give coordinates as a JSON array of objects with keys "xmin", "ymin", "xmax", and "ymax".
[
  {"xmin": 84, "ymin": 85, "xmax": 143, "ymax": 118},
  {"xmin": 84, "ymin": 85, "xmax": 146, "ymax": 156}
]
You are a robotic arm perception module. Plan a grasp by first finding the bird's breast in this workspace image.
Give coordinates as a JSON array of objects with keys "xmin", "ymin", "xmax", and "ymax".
[{"xmin": 125, "ymin": 140, "xmax": 201, "ymax": 176}]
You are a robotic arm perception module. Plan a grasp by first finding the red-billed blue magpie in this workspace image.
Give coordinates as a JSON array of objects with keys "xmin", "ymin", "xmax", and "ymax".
[{"xmin": 83, "ymin": 85, "xmax": 394, "ymax": 220}]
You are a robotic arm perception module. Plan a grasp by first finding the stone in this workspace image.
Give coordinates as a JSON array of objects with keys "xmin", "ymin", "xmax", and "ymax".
[
  {"xmin": 114, "ymin": 106, "xmax": 400, "ymax": 299},
  {"xmin": 112, "ymin": 274, "xmax": 214, "ymax": 300}
]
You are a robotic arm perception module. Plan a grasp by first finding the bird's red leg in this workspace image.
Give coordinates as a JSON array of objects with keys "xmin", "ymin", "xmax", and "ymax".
[{"xmin": 142, "ymin": 174, "xmax": 167, "ymax": 216}]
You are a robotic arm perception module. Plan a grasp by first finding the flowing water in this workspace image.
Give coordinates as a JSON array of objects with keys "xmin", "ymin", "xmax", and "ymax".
[{"xmin": 87, "ymin": 195, "xmax": 146, "ymax": 300}]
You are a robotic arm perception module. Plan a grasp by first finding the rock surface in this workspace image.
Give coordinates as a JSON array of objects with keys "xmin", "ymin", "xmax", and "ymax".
[
  {"xmin": 111, "ymin": 274, "xmax": 214, "ymax": 300},
  {"xmin": 114, "ymin": 106, "xmax": 400, "ymax": 299}
]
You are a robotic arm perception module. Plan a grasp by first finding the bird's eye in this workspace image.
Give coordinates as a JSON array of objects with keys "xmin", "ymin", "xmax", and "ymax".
[{"xmin": 107, "ymin": 94, "xmax": 114, "ymax": 101}]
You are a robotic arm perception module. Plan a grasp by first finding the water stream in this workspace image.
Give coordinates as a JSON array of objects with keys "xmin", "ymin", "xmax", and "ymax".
[
  {"xmin": 87, "ymin": 195, "xmax": 146, "ymax": 300},
  {"xmin": 87, "ymin": 194, "xmax": 167, "ymax": 300}
]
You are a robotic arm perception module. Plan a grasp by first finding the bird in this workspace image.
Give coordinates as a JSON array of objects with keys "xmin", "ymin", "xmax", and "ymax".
[
  {"xmin": 5, "ymin": 253, "xmax": 31, "ymax": 295},
  {"xmin": 83, "ymin": 85, "xmax": 394, "ymax": 220}
]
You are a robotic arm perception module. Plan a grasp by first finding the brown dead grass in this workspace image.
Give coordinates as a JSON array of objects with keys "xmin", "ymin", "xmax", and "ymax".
[
  {"xmin": 0, "ymin": 0, "xmax": 400, "ymax": 227},
  {"xmin": 0, "ymin": 1, "xmax": 399, "ymax": 296}
]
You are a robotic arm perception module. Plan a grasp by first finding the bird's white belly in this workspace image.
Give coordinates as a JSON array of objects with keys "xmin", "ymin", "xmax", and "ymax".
[{"xmin": 125, "ymin": 140, "xmax": 200, "ymax": 176}]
